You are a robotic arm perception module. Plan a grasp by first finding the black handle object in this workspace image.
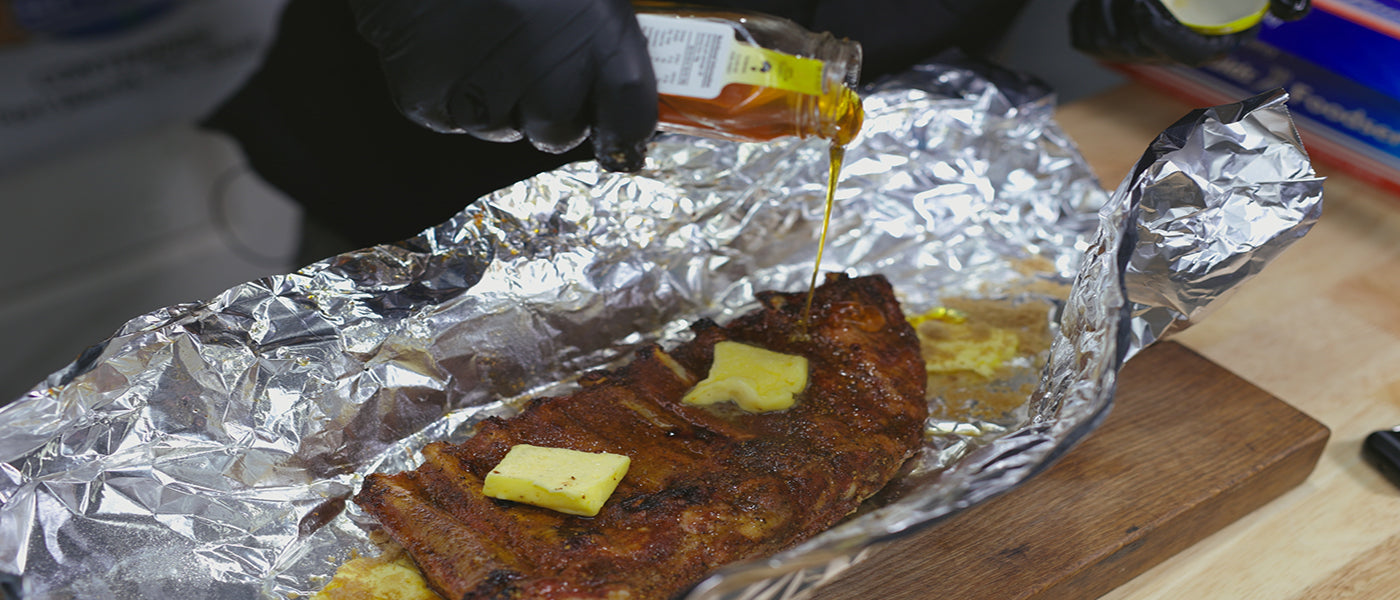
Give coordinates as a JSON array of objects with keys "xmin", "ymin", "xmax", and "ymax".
[
  {"xmin": 1363, "ymin": 429, "xmax": 1400, "ymax": 489},
  {"xmin": 0, "ymin": 571, "xmax": 20, "ymax": 600}
]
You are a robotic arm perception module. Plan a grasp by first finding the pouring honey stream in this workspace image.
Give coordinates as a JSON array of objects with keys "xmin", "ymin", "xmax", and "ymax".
[
  {"xmin": 635, "ymin": 4, "xmax": 865, "ymax": 331},
  {"xmin": 658, "ymin": 83, "xmax": 864, "ymax": 332},
  {"xmin": 800, "ymin": 87, "xmax": 863, "ymax": 330}
]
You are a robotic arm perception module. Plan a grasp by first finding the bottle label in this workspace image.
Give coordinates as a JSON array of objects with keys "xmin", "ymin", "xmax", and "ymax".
[{"xmin": 637, "ymin": 14, "xmax": 826, "ymax": 99}]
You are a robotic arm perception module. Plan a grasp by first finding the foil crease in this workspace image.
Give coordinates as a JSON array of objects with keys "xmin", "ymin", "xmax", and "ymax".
[{"xmin": 0, "ymin": 59, "xmax": 1320, "ymax": 600}]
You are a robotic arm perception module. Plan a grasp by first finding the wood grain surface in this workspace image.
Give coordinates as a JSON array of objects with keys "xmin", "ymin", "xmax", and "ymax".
[{"xmin": 813, "ymin": 341, "xmax": 1328, "ymax": 600}]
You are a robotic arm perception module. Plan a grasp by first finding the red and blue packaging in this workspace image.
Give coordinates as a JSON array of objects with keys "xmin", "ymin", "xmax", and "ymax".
[{"xmin": 1118, "ymin": 0, "xmax": 1400, "ymax": 196}]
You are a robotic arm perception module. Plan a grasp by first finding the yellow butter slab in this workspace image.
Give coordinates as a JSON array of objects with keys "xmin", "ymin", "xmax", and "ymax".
[
  {"xmin": 314, "ymin": 551, "xmax": 437, "ymax": 600},
  {"xmin": 682, "ymin": 341, "xmax": 808, "ymax": 412},
  {"xmin": 482, "ymin": 445, "xmax": 630, "ymax": 517}
]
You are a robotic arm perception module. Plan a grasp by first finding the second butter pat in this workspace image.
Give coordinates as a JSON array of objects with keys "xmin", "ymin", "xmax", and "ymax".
[
  {"xmin": 482, "ymin": 445, "xmax": 630, "ymax": 517},
  {"xmin": 682, "ymin": 341, "xmax": 809, "ymax": 412}
]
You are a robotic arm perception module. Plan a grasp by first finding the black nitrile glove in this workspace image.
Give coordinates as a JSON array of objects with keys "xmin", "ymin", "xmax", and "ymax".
[
  {"xmin": 1070, "ymin": 0, "xmax": 1311, "ymax": 66},
  {"xmin": 1268, "ymin": 0, "xmax": 1311, "ymax": 21},
  {"xmin": 348, "ymin": 0, "xmax": 659, "ymax": 172}
]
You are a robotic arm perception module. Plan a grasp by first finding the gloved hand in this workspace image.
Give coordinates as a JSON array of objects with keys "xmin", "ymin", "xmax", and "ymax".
[
  {"xmin": 347, "ymin": 0, "xmax": 658, "ymax": 172},
  {"xmin": 1070, "ymin": 0, "xmax": 1310, "ymax": 66}
]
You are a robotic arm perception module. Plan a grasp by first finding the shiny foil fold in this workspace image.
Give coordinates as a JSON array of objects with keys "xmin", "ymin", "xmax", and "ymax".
[
  {"xmin": 1117, "ymin": 89, "xmax": 1323, "ymax": 359},
  {"xmin": 0, "ymin": 59, "xmax": 1321, "ymax": 600}
]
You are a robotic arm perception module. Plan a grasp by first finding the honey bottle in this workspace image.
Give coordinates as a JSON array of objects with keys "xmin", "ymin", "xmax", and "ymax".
[
  {"xmin": 634, "ymin": 4, "xmax": 863, "ymax": 327},
  {"xmin": 634, "ymin": 2, "xmax": 865, "ymax": 147}
]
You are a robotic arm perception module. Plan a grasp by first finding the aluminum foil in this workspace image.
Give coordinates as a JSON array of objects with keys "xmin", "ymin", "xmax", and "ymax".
[
  {"xmin": 1118, "ymin": 90, "xmax": 1323, "ymax": 359},
  {"xmin": 0, "ymin": 58, "xmax": 1321, "ymax": 600}
]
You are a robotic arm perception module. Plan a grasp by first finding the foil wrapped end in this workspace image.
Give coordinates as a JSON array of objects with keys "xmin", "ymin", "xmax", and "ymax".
[{"xmin": 1119, "ymin": 89, "xmax": 1324, "ymax": 358}]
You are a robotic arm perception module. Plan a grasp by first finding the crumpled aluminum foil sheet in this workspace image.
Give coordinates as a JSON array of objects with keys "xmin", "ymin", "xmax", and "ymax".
[
  {"xmin": 0, "ymin": 59, "xmax": 1321, "ymax": 600},
  {"xmin": 1118, "ymin": 91, "xmax": 1323, "ymax": 359}
]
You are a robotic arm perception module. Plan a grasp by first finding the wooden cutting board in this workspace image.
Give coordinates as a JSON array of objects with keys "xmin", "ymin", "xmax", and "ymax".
[{"xmin": 815, "ymin": 341, "xmax": 1330, "ymax": 600}]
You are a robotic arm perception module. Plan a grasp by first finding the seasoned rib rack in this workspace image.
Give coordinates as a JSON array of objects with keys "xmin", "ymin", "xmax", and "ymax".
[{"xmin": 355, "ymin": 274, "xmax": 928, "ymax": 599}]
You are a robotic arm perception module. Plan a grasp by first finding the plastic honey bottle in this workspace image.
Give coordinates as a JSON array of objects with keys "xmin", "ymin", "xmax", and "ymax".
[{"xmin": 634, "ymin": 2, "xmax": 865, "ymax": 147}]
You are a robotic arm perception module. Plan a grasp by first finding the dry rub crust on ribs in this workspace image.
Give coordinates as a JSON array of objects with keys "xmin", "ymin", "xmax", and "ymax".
[{"xmin": 353, "ymin": 273, "xmax": 928, "ymax": 600}]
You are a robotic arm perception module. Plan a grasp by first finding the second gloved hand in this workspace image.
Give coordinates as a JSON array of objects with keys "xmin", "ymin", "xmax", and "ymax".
[
  {"xmin": 1070, "ymin": 0, "xmax": 1310, "ymax": 66},
  {"xmin": 348, "ymin": 0, "xmax": 658, "ymax": 171}
]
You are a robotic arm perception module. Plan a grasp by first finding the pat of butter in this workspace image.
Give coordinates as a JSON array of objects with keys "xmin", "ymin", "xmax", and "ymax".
[
  {"xmin": 482, "ymin": 445, "xmax": 630, "ymax": 517},
  {"xmin": 314, "ymin": 551, "xmax": 438, "ymax": 600},
  {"xmin": 682, "ymin": 341, "xmax": 808, "ymax": 412},
  {"xmin": 923, "ymin": 327, "xmax": 1018, "ymax": 378}
]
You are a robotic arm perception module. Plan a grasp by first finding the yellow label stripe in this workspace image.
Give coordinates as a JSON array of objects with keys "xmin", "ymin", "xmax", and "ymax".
[{"xmin": 724, "ymin": 44, "xmax": 826, "ymax": 97}]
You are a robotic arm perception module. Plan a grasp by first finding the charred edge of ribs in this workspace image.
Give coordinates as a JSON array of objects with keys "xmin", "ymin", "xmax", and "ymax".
[{"xmin": 353, "ymin": 273, "xmax": 928, "ymax": 599}]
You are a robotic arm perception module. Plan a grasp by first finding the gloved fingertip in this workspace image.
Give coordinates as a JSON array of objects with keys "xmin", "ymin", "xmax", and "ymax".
[
  {"xmin": 594, "ymin": 137, "xmax": 648, "ymax": 172},
  {"xmin": 1269, "ymin": 0, "xmax": 1311, "ymax": 21}
]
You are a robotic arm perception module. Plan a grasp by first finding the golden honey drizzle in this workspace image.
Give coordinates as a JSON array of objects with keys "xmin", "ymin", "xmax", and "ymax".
[
  {"xmin": 798, "ymin": 84, "xmax": 863, "ymax": 330},
  {"xmin": 801, "ymin": 143, "xmax": 844, "ymax": 327}
]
